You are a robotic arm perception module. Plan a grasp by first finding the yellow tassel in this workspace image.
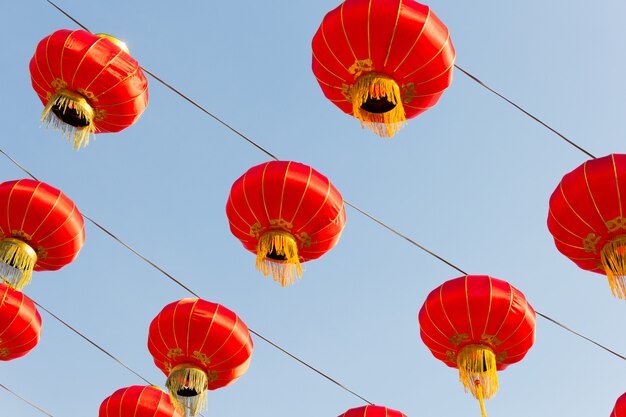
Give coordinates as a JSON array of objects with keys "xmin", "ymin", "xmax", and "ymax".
[
  {"xmin": 256, "ymin": 230, "xmax": 302, "ymax": 286},
  {"xmin": 601, "ymin": 235, "xmax": 626, "ymax": 299},
  {"xmin": 475, "ymin": 381, "xmax": 489, "ymax": 417},
  {"xmin": 166, "ymin": 364, "xmax": 209, "ymax": 417},
  {"xmin": 0, "ymin": 238, "xmax": 37, "ymax": 290},
  {"xmin": 350, "ymin": 72, "xmax": 406, "ymax": 138},
  {"xmin": 42, "ymin": 89, "xmax": 95, "ymax": 149},
  {"xmin": 456, "ymin": 344, "xmax": 499, "ymax": 400}
]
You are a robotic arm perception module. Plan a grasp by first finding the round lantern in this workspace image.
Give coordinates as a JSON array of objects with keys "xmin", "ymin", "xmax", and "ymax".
[
  {"xmin": 147, "ymin": 298, "xmax": 253, "ymax": 417},
  {"xmin": 0, "ymin": 283, "xmax": 42, "ymax": 361},
  {"xmin": 612, "ymin": 392, "xmax": 626, "ymax": 416},
  {"xmin": 418, "ymin": 275, "xmax": 536, "ymax": 417},
  {"xmin": 312, "ymin": 0, "xmax": 455, "ymax": 138},
  {"xmin": 226, "ymin": 160, "xmax": 346, "ymax": 286},
  {"xmin": 0, "ymin": 179, "xmax": 85, "ymax": 290},
  {"xmin": 548, "ymin": 154, "xmax": 626, "ymax": 299},
  {"xmin": 99, "ymin": 385, "xmax": 182, "ymax": 417},
  {"xmin": 339, "ymin": 405, "xmax": 407, "ymax": 417},
  {"xmin": 29, "ymin": 29, "xmax": 149, "ymax": 148}
]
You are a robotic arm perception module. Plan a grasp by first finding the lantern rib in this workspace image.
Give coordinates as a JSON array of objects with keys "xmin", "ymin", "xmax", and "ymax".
[
  {"xmin": 0, "ymin": 382, "xmax": 54, "ymax": 417},
  {"xmin": 18, "ymin": 181, "xmax": 42, "ymax": 233},
  {"xmin": 381, "ymin": 0, "xmax": 403, "ymax": 68},
  {"xmin": 398, "ymin": 34, "xmax": 452, "ymax": 80},
  {"xmin": 583, "ymin": 161, "xmax": 609, "ymax": 225},
  {"xmin": 70, "ymin": 34, "xmax": 102, "ymax": 87},
  {"xmin": 391, "ymin": 8, "xmax": 431, "ymax": 74}
]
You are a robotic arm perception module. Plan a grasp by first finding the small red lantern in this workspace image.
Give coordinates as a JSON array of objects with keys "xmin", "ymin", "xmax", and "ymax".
[
  {"xmin": 548, "ymin": 154, "xmax": 626, "ymax": 298},
  {"xmin": 0, "ymin": 283, "xmax": 42, "ymax": 361},
  {"xmin": 339, "ymin": 405, "xmax": 407, "ymax": 417},
  {"xmin": 99, "ymin": 385, "xmax": 182, "ymax": 417},
  {"xmin": 418, "ymin": 275, "xmax": 536, "ymax": 417},
  {"xmin": 0, "ymin": 179, "xmax": 85, "ymax": 290},
  {"xmin": 29, "ymin": 29, "xmax": 149, "ymax": 148},
  {"xmin": 147, "ymin": 298, "xmax": 253, "ymax": 417},
  {"xmin": 226, "ymin": 160, "xmax": 346, "ymax": 286},
  {"xmin": 312, "ymin": 0, "xmax": 455, "ymax": 138},
  {"xmin": 612, "ymin": 392, "xmax": 626, "ymax": 416}
]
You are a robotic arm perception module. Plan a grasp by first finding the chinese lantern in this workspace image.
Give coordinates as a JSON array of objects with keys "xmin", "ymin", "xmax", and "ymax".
[
  {"xmin": 418, "ymin": 275, "xmax": 536, "ymax": 417},
  {"xmin": 339, "ymin": 405, "xmax": 407, "ymax": 417},
  {"xmin": 548, "ymin": 154, "xmax": 626, "ymax": 299},
  {"xmin": 612, "ymin": 392, "xmax": 626, "ymax": 416},
  {"xmin": 29, "ymin": 29, "xmax": 149, "ymax": 148},
  {"xmin": 226, "ymin": 160, "xmax": 346, "ymax": 286},
  {"xmin": 0, "ymin": 283, "xmax": 42, "ymax": 361},
  {"xmin": 99, "ymin": 385, "xmax": 182, "ymax": 417},
  {"xmin": 312, "ymin": 0, "xmax": 455, "ymax": 138},
  {"xmin": 147, "ymin": 298, "xmax": 253, "ymax": 417},
  {"xmin": 0, "ymin": 179, "xmax": 85, "ymax": 290}
]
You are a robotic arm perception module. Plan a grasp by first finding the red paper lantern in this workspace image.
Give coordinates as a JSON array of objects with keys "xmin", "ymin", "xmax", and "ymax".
[
  {"xmin": 29, "ymin": 29, "xmax": 149, "ymax": 148},
  {"xmin": 0, "ymin": 179, "xmax": 85, "ymax": 290},
  {"xmin": 548, "ymin": 154, "xmax": 626, "ymax": 298},
  {"xmin": 418, "ymin": 275, "xmax": 536, "ymax": 417},
  {"xmin": 612, "ymin": 392, "xmax": 626, "ymax": 417},
  {"xmin": 312, "ymin": 0, "xmax": 455, "ymax": 138},
  {"xmin": 226, "ymin": 160, "xmax": 346, "ymax": 286},
  {"xmin": 147, "ymin": 298, "xmax": 253, "ymax": 417},
  {"xmin": 99, "ymin": 385, "xmax": 182, "ymax": 417},
  {"xmin": 0, "ymin": 283, "xmax": 42, "ymax": 361},
  {"xmin": 339, "ymin": 405, "xmax": 407, "ymax": 417}
]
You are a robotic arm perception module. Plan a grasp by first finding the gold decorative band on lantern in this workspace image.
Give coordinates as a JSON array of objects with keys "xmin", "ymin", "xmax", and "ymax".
[
  {"xmin": 41, "ymin": 89, "xmax": 96, "ymax": 149},
  {"xmin": 95, "ymin": 33, "xmax": 130, "ymax": 54},
  {"xmin": 166, "ymin": 363, "xmax": 209, "ymax": 417},
  {"xmin": 0, "ymin": 238, "xmax": 38, "ymax": 290},
  {"xmin": 256, "ymin": 230, "xmax": 302, "ymax": 287},
  {"xmin": 600, "ymin": 234, "xmax": 626, "ymax": 299}
]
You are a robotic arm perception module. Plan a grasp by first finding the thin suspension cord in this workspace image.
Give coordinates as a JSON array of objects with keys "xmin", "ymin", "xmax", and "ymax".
[{"xmin": 0, "ymin": 382, "xmax": 54, "ymax": 417}]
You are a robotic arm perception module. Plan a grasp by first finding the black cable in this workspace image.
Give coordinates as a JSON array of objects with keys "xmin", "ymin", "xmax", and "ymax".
[{"xmin": 0, "ymin": 382, "xmax": 54, "ymax": 417}]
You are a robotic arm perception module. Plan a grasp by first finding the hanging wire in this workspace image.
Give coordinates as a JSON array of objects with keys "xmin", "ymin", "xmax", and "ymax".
[{"xmin": 0, "ymin": 382, "xmax": 54, "ymax": 417}]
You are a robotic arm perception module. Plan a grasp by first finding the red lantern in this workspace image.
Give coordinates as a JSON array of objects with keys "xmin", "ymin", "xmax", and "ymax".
[
  {"xmin": 0, "ymin": 179, "xmax": 85, "ymax": 290},
  {"xmin": 339, "ymin": 405, "xmax": 407, "ymax": 417},
  {"xmin": 418, "ymin": 275, "xmax": 536, "ymax": 417},
  {"xmin": 99, "ymin": 385, "xmax": 182, "ymax": 417},
  {"xmin": 226, "ymin": 160, "xmax": 346, "ymax": 286},
  {"xmin": 29, "ymin": 29, "xmax": 149, "ymax": 148},
  {"xmin": 312, "ymin": 0, "xmax": 455, "ymax": 138},
  {"xmin": 548, "ymin": 154, "xmax": 626, "ymax": 299},
  {"xmin": 0, "ymin": 283, "xmax": 42, "ymax": 361},
  {"xmin": 147, "ymin": 298, "xmax": 253, "ymax": 417},
  {"xmin": 612, "ymin": 392, "xmax": 626, "ymax": 416}
]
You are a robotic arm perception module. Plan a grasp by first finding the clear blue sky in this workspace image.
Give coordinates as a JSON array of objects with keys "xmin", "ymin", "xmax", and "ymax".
[{"xmin": 1, "ymin": 1, "xmax": 626, "ymax": 416}]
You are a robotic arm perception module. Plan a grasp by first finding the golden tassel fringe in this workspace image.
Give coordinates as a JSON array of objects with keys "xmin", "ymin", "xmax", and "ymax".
[
  {"xmin": 350, "ymin": 73, "xmax": 406, "ymax": 138},
  {"xmin": 601, "ymin": 235, "xmax": 626, "ymax": 299},
  {"xmin": 456, "ymin": 344, "xmax": 499, "ymax": 400},
  {"xmin": 166, "ymin": 364, "xmax": 209, "ymax": 417},
  {"xmin": 0, "ymin": 238, "xmax": 37, "ymax": 290},
  {"xmin": 256, "ymin": 230, "xmax": 302, "ymax": 287},
  {"xmin": 41, "ymin": 90, "xmax": 95, "ymax": 149}
]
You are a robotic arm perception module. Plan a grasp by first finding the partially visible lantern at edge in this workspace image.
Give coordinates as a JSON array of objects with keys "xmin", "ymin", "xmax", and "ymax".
[
  {"xmin": 99, "ymin": 385, "xmax": 182, "ymax": 417},
  {"xmin": 312, "ymin": 0, "xmax": 455, "ymax": 138},
  {"xmin": 0, "ymin": 283, "xmax": 42, "ymax": 361},
  {"xmin": 339, "ymin": 405, "xmax": 407, "ymax": 417},
  {"xmin": 147, "ymin": 298, "xmax": 253, "ymax": 417},
  {"xmin": 548, "ymin": 154, "xmax": 626, "ymax": 299},
  {"xmin": 226, "ymin": 160, "xmax": 346, "ymax": 286},
  {"xmin": 29, "ymin": 29, "xmax": 149, "ymax": 149},
  {"xmin": 0, "ymin": 179, "xmax": 85, "ymax": 290},
  {"xmin": 612, "ymin": 392, "xmax": 626, "ymax": 416},
  {"xmin": 418, "ymin": 275, "xmax": 536, "ymax": 417}
]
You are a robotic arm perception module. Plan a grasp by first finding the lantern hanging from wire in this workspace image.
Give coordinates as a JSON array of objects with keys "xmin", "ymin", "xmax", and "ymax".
[
  {"xmin": 339, "ymin": 405, "xmax": 407, "ymax": 417},
  {"xmin": 312, "ymin": 0, "xmax": 455, "ymax": 138},
  {"xmin": 99, "ymin": 385, "xmax": 182, "ymax": 417},
  {"xmin": 29, "ymin": 29, "xmax": 149, "ymax": 149},
  {"xmin": 548, "ymin": 154, "xmax": 626, "ymax": 299},
  {"xmin": 418, "ymin": 275, "xmax": 536, "ymax": 417},
  {"xmin": 612, "ymin": 392, "xmax": 626, "ymax": 416},
  {"xmin": 147, "ymin": 298, "xmax": 253, "ymax": 417},
  {"xmin": 0, "ymin": 179, "xmax": 85, "ymax": 290},
  {"xmin": 0, "ymin": 283, "xmax": 42, "ymax": 361},
  {"xmin": 226, "ymin": 160, "xmax": 346, "ymax": 286}
]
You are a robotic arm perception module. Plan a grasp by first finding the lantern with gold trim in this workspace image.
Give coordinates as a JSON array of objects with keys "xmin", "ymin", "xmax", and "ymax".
[
  {"xmin": 0, "ymin": 179, "xmax": 85, "ymax": 290},
  {"xmin": 99, "ymin": 385, "xmax": 182, "ymax": 417},
  {"xmin": 29, "ymin": 29, "xmax": 149, "ymax": 149},
  {"xmin": 147, "ymin": 298, "xmax": 253, "ymax": 417},
  {"xmin": 339, "ymin": 405, "xmax": 407, "ymax": 417},
  {"xmin": 548, "ymin": 154, "xmax": 626, "ymax": 299},
  {"xmin": 0, "ymin": 283, "xmax": 42, "ymax": 361},
  {"xmin": 418, "ymin": 275, "xmax": 536, "ymax": 417},
  {"xmin": 312, "ymin": 0, "xmax": 455, "ymax": 138},
  {"xmin": 226, "ymin": 160, "xmax": 346, "ymax": 286}
]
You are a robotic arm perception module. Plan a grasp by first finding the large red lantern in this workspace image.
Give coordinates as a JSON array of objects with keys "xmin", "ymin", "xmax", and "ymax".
[
  {"xmin": 0, "ymin": 179, "xmax": 85, "ymax": 290},
  {"xmin": 226, "ymin": 160, "xmax": 346, "ymax": 286},
  {"xmin": 147, "ymin": 298, "xmax": 253, "ymax": 417},
  {"xmin": 99, "ymin": 385, "xmax": 182, "ymax": 417},
  {"xmin": 418, "ymin": 275, "xmax": 536, "ymax": 417},
  {"xmin": 548, "ymin": 154, "xmax": 626, "ymax": 299},
  {"xmin": 339, "ymin": 405, "xmax": 407, "ymax": 417},
  {"xmin": 0, "ymin": 283, "xmax": 42, "ymax": 361},
  {"xmin": 29, "ymin": 29, "xmax": 149, "ymax": 149},
  {"xmin": 312, "ymin": 0, "xmax": 455, "ymax": 138},
  {"xmin": 612, "ymin": 392, "xmax": 626, "ymax": 416}
]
